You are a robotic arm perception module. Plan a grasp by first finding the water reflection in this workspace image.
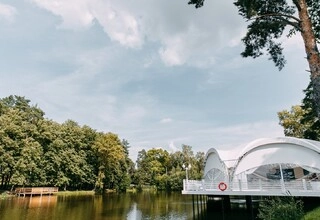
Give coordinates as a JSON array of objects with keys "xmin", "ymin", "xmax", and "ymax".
[
  {"xmin": 127, "ymin": 203, "xmax": 142, "ymax": 219},
  {"xmin": 0, "ymin": 192, "xmax": 254, "ymax": 220}
]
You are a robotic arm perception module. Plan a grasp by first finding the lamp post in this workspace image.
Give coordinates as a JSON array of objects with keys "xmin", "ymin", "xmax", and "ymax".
[
  {"xmin": 182, "ymin": 164, "xmax": 191, "ymax": 181},
  {"xmin": 182, "ymin": 164, "xmax": 191, "ymax": 191}
]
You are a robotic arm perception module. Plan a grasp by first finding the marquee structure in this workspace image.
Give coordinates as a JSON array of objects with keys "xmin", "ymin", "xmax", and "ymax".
[{"xmin": 182, "ymin": 137, "xmax": 320, "ymax": 197}]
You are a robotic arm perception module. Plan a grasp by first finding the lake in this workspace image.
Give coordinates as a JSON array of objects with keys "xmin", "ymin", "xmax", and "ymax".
[{"xmin": 0, "ymin": 192, "xmax": 255, "ymax": 220}]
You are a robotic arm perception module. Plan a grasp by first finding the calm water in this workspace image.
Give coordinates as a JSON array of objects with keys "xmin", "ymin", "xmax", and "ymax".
[{"xmin": 0, "ymin": 192, "xmax": 254, "ymax": 220}]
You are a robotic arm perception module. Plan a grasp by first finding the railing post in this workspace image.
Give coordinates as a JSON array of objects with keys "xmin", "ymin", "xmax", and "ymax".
[
  {"xmin": 279, "ymin": 164, "xmax": 286, "ymax": 192},
  {"xmin": 238, "ymin": 179, "xmax": 242, "ymax": 191},
  {"xmin": 302, "ymin": 179, "xmax": 307, "ymax": 190},
  {"xmin": 183, "ymin": 179, "xmax": 186, "ymax": 191},
  {"xmin": 259, "ymin": 179, "xmax": 262, "ymax": 191},
  {"xmin": 280, "ymin": 179, "xmax": 286, "ymax": 192}
]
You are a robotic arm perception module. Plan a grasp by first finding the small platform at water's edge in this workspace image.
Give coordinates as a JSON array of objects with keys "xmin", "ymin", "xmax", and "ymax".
[{"xmin": 15, "ymin": 187, "xmax": 58, "ymax": 197}]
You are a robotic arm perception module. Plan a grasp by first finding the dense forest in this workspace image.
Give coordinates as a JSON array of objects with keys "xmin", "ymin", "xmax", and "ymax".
[{"xmin": 0, "ymin": 95, "xmax": 204, "ymax": 192}]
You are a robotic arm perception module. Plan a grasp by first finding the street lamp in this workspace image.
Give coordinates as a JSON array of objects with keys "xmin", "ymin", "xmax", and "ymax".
[{"xmin": 182, "ymin": 164, "xmax": 191, "ymax": 181}]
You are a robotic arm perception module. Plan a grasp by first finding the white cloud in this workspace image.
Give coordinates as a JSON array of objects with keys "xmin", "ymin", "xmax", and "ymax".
[
  {"xmin": 160, "ymin": 118, "xmax": 172, "ymax": 124},
  {"xmin": 30, "ymin": 0, "xmax": 143, "ymax": 48},
  {"xmin": 29, "ymin": 0, "xmax": 245, "ymax": 65},
  {"xmin": 25, "ymin": 46, "xmax": 153, "ymax": 128},
  {"xmin": 1, "ymin": 0, "xmax": 304, "ymax": 163},
  {"xmin": 0, "ymin": 3, "xmax": 17, "ymax": 23},
  {"xmin": 159, "ymin": 39, "xmax": 185, "ymax": 66},
  {"xmin": 30, "ymin": 0, "xmax": 94, "ymax": 29},
  {"xmin": 90, "ymin": 1, "xmax": 143, "ymax": 48}
]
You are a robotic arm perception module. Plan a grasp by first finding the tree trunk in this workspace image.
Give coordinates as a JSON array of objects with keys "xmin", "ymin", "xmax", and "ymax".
[{"xmin": 297, "ymin": 0, "xmax": 320, "ymax": 117}]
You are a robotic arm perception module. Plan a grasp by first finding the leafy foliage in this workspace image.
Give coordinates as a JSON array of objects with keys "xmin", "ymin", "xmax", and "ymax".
[
  {"xmin": 188, "ymin": 0, "xmax": 320, "ymax": 118},
  {"xmin": 306, "ymin": 0, "xmax": 320, "ymax": 41},
  {"xmin": 188, "ymin": 0, "xmax": 204, "ymax": 8},
  {"xmin": 278, "ymin": 81, "xmax": 320, "ymax": 140},
  {"xmin": 188, "ymin": 0, "xmax": 319, "ymax": 69},
  {"xmin": 300, "ymin": 81, "xmax": 320, "ymax": 140},
  {"xmin": 258, "ymin": 197, "xmax": 304, "ymax": 220},
  {"xmin": 134, "ymin": 145, "xmax": 204, "ymax": 191},
  {"xmin": 0, "ymin": 95, "xmax": 205, "ymax": 192},
  {"xmin": 235, "ymin": 0, "xmax": 298, "ymax": 70},
  {"xmin": 278, "ymin": 105, "xmax": 307, "ymax": 138},
  {"xmin": 0, "ymin": 96, "xmax": 133, "ymax": 192}
]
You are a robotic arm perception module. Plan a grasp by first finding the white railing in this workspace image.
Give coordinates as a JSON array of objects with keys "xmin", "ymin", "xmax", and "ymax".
[{"xmin": 183, "ymin": 179, "xmax": 320, "ymax": 193}]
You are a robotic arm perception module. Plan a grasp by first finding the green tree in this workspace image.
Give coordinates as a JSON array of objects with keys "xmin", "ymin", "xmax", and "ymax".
[
  {"xmin": 14, "ymin": 138, "xmax": 45, "ymax": 186},
  {"xmin": 93, "ymin": 132, "xmax": 128, "ymax": 193},
  {"xmin": 181, "ymin": 145, "xmax": 204, "ymax": 180},
  {"xmin": 121, "ymin": 139, "xmax": 135, "ymax": 187},
  {"xmin": 40, "ymin": 120, "xmax": 97, "ymax": 190},
  {"xmin": 0, "ymin": 96, "xmax": 45, "ymax": 189},
  {"xmin": 0, "ymin": 108, "xmax": 22, "ymax": 189},
  {"xmin": 182, "ymin": 144, "xmax": 194, "ymax": 164},
  {"xmin": 40, "ymin": 121, "xmax": 66, "ymax": 187},
  {"xmin": 167, "ymin": 168, "xmax": 185, "ymax": 191},
  {"xmin": 300, "ymin": 81, "xmax": 320, "ymax": 140},
  {"xmin": 59, "ymin": 120, "xmax": 97, "ymax": 190},
  {"xmin": 193, "ymin": 151, "xmax": 205, "ymax": 179},
  {"xmin": 135, "ymin": 148, "xmax": 170, "ymax": 190},
  {"xmin": 188, "ymin": 0, "xmax": 320, "ymax": 117},
  {"xmin": 134, "ymin": 145, "xmax": 205, "ymax": 191},
  {"xmin": 169, "ymin": 151, "xmax": 184, "ymax": 171},
  {"xmin": 278, "ymin": 105, "xmax": 307, "ymax": 138},
  {"xmin": 134, "ymin": 149, "xmax": 148, "ymax": 189},
  {"xmin": 0, "ymin": 95, "xmax": 133, "ymax": 192},
  {"xmin": 0, "ymin": 94, "xmax": 206, "ymax": 192},
  {"xmin": 278, "ymin": 81, "xmax": 320, "ymax": 140}
]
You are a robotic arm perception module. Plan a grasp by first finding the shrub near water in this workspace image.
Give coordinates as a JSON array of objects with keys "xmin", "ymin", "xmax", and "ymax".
[{"xmin": 258, "ymin": 197, "xmax": 304, "ymax": 220}]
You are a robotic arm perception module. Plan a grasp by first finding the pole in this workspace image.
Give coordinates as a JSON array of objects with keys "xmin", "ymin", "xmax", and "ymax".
[
  {"xmin": 192, "ymin": 195, "xmax": 195, "ymax": 220},
  {"xmin": 186, "ymin": 168, "xmax": 188, "ymax": 181},
  {"xmin": 183, "ymin": 164, "xmax": 191, "ymax": 190},
  {"xmin": 279, "ymin": 163, "xmax": 285, "ymax": 192}
]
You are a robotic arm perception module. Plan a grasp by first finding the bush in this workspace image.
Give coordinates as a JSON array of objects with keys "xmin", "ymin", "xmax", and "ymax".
[{"xmin": 258, "ymin": 197, "xmax": 304, "ymax": 220}]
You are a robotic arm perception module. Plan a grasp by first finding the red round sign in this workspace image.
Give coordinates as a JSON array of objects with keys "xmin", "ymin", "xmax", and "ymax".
[{"xmin": 218, "ymin": 182, "xmax": 227, "ymax": 191}]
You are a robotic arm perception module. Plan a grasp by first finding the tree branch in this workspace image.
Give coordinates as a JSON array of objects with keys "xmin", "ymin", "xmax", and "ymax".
[
  {"xmin": 248, "ymin": 13, "xmax": 301, "ymax": 31},
  {"xmin": 292, "ymin": 0, "xmax": 302, "ymax": 11},
  {"xmin": 258, "ymin": 13, "xmax": 300, "ymax": 23}
]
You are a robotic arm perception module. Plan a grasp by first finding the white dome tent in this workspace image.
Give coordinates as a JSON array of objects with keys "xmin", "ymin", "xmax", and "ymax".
[{"xmin": 182, "ymin": 137, "xmax": 320, "ymax": 197}]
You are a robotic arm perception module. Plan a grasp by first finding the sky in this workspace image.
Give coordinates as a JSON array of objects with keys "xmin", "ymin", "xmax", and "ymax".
[{"xmin": 0, "ymin": 0, "xmax": 310, "ymax": 161}]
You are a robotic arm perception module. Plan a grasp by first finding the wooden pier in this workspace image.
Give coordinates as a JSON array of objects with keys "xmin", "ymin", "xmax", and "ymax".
[{"xmin": 15, "ymin": 187, "xmax": 58, "ymax": 197}]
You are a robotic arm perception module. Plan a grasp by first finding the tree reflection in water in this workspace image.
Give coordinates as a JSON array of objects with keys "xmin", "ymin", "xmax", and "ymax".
[{"xmin": 0, "ymin": 192, "xmax": 255, "ymax": 220}]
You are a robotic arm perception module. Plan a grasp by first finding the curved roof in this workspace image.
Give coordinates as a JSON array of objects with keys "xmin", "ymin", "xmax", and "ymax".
[
  {"xmin": 203, "ymin": 137, "xmax": 320, "ymax": 179},
  {"xmin": 237, "ymin": 137, "xmax": 320, "ymax": 158},
  {"xmin": 233, "ymin": 137, "xmax": 320, "ymax": 175},
  {"xmin": 203, "ymin": 148, "xmax": 228, "ymax": 179},
  {"xmin": 204, "ymin": 148, "xmax": 223, "ymax": 163}
]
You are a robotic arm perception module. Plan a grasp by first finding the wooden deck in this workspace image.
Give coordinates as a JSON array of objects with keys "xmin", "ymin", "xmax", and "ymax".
[{"xmin": 15, "ymin": 187, "xmax": 58, "ymax": 197}]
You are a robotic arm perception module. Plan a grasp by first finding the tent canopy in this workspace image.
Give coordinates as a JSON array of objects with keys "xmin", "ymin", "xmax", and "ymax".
[{"xmin": 204, "ymin": 137, "xmax": 320, "ymax": 180}]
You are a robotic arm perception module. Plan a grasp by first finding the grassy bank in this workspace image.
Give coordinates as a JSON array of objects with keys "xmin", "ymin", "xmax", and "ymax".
[
  {"xmin": 304, "ymin": 207, "xmax": 320, "ymax": 220},
  {"xmin": 56, "ymin": 190, "xmax": 96, "ymax": 196}
]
